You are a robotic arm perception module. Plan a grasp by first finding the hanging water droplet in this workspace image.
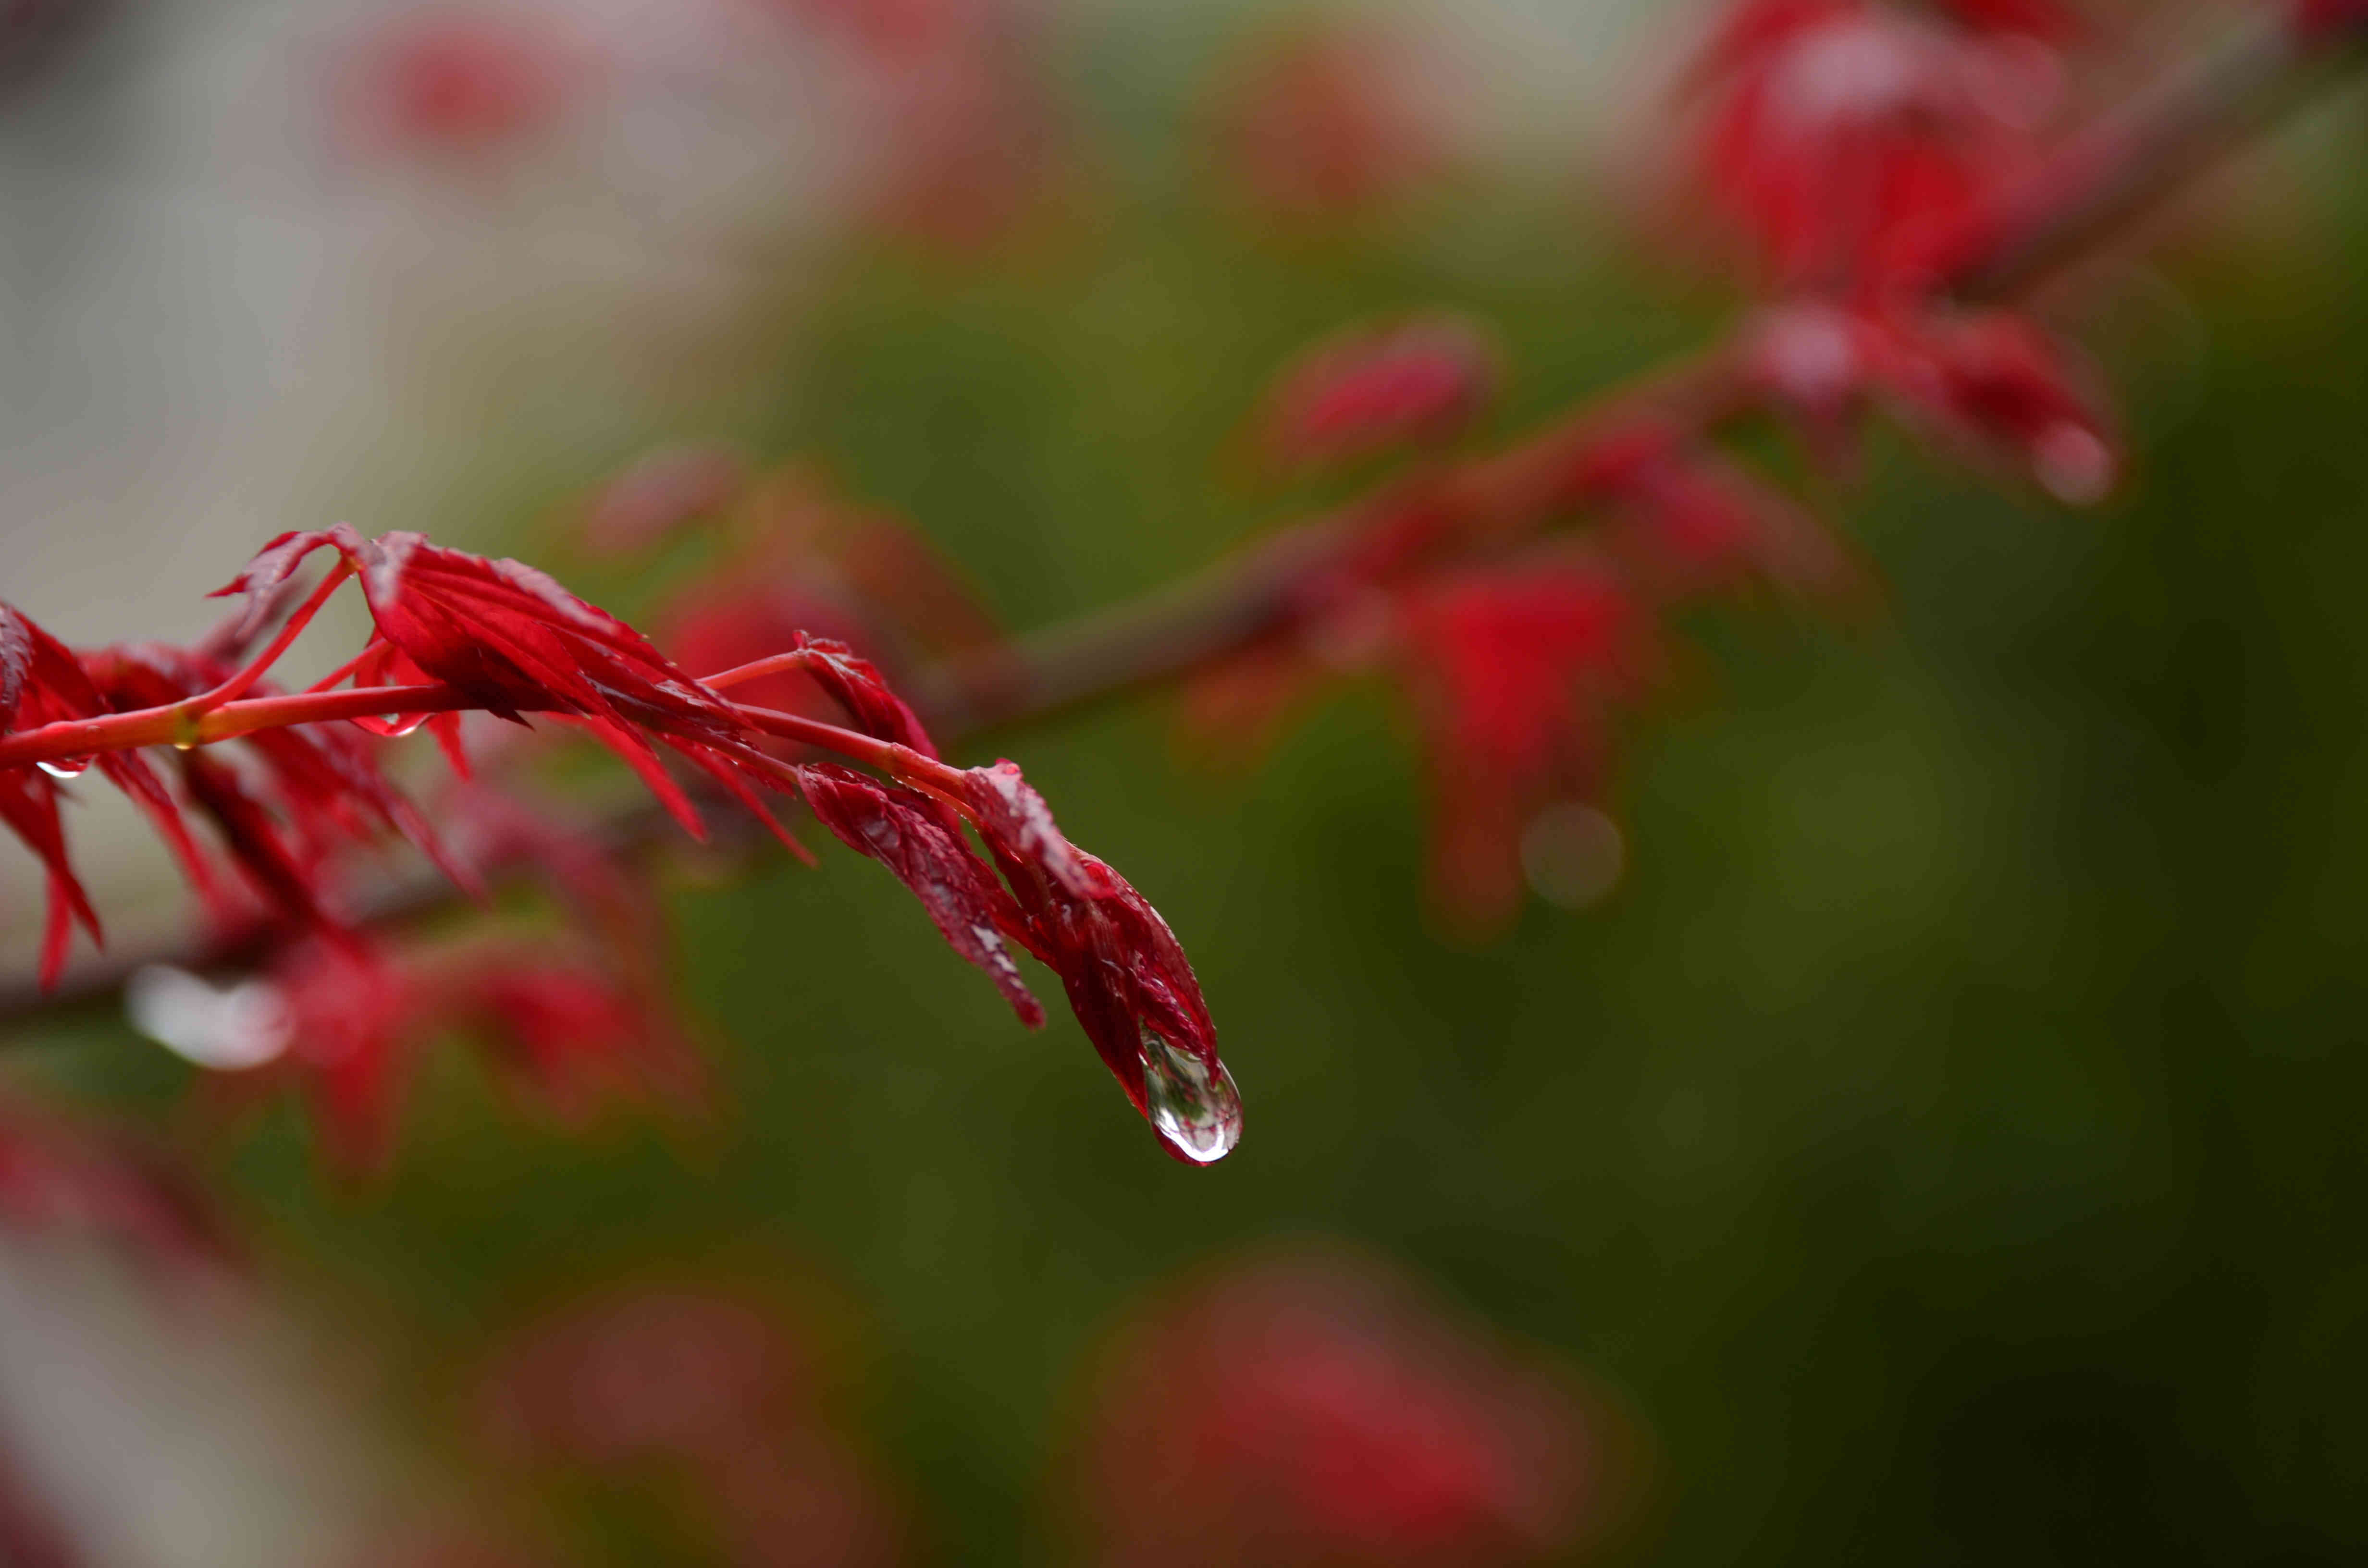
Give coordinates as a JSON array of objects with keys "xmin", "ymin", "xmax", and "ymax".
[
  {"xmin": 124, "ymin": 965, "xmax": 292, "ymax": 1071},
  {"xmin": 367, "ymin": 713, "xmax": 429, "ymax": 737},
  {"xmin": 37, "ymin": 756, "xmax": 92, "ymax": 779},
  {"xmin": 172, "ymin": 740, "xmax": 198, "ymax": 751},
  {"xmin": 1139, "ymin": 1026, "xmax": 1242, "ymax": 1164}
]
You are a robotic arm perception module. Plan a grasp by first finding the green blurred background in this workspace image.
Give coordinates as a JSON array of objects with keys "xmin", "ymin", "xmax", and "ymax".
[{"xmin": 12, "ymin": 3, "xmax": 2368, "ymax": 1563}]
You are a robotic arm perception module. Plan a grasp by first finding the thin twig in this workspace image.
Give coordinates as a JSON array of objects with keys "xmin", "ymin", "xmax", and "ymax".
[
  {"xmin": 181, "ymin": 564, "xmax": 355, "ymax": 718},
  {"xmin": 927, "ymin": 13, "xmax": 2368, "ymax": 734},
  {"xmin": 907, "ymin": 349, "xmax": 1747, "ymax": 735},
  {"xmin": 1947, "ymin": 12, "xmax": 2356, "ymax": 302}
]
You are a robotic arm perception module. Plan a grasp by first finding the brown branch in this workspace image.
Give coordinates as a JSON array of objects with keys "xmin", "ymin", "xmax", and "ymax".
[
  {"xmin": 908, "ymin": 349, "xmax": 1749, "ymax": 735},
  {"xmin": 4, "ymin": 11, "xmax": 2362, "ymax": 1029},
  {"xmin": 1945, "ymin": 11, "xmax": 2362, "ymax": 303},
  {"xmin": 933, "ymin": 13, "xmax": 2368, "ymax": 735},
  {"xmin": 0, "ymin": 795, "xmax": 705, "ymax": 1022}
]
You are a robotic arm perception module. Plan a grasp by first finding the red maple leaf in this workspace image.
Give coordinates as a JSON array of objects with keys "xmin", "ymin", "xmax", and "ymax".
[
  {"xmin": 961, "ymin": 761, "xmax": 1237, "ymax": 1163},
  {"xmin": 213, "ymin": 526, "xmax": 809, "ymax": 854},
  {"xmin": 81, "ymin": 640, "xmax": 475, "ymax": 930},
  {"xmin": 797, "ymin": 761, "xmax": 1042, "ymax": 1026},
  {"xmin": 1, "ymin": 605, "xmax": 214, "ymax": 985}
]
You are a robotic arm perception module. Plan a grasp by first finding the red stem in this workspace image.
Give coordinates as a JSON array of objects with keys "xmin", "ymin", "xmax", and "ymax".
[
  {"xmin": 1941, "ymin": 11, "xmax": 2337, "ymax": 302},
  {"xmin": 723, "ymin": 699, "xmax": 970, "ymax": 799},
  {"xmin": 700, "ymin": 652, "xmax": 812, "ymax": 691},
  {"xmin": 0, "ymin": 686, "xmax": 476, "ymax": 768},
  {"xmin": 179, "ymin": 563, "xmax": 356, "ymax": 719},
  {"xmin": 303, "ymin": 647, "xmax": 379, "ymax": 694},
  {"xmin": 0, "ymin": 678, "xmax": 954, "ymax": 810}
]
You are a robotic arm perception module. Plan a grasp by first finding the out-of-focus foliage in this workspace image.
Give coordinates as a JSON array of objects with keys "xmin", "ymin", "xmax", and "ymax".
[{"xmin": 12, "ymin": 5, "xmax": 2368, "ymax": 1566}]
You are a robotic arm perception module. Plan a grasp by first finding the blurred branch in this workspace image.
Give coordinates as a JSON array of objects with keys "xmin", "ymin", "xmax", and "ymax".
[
  {"xmin": 1946, "ymin": 10, "xmax": 2363, "ymax": 302},
  {"xmin": 904, "ymin": 349, "xmax": 1748, "ymax": 734},
  {"xmin": 4, "ymin": 10, "xmax": 2362, "ymax": 1030},
  {"xmin": 922, "ymin": 11, "xmax": 2368, "ymax": 735}
]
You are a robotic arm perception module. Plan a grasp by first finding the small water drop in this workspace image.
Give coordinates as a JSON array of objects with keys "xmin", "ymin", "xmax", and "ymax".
[
  {"xmin": 1139, "ymin": 1026, "xmax": 1243, "ymax": 1164},
  {"xmin": 36, "ymin": 756, "xmax": 92, "ymax": 779},
  {"xmin": 172, "ymin": 740, "xmax": 198, "ymax": 752},
  {"xmin": 363, "ymin": 712, "xmax": 430, "ymax": 737},
  {"xmin": 124, "ymin": 965, "xmax": 292, "ymax": 1070}
]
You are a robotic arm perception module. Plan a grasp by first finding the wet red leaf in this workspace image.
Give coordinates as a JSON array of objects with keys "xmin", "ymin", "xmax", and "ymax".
[
  {"xmin": 797, "ymin": 763, "xmax": 1042, "ymax": 1026},
  {"xmin": 0, "ymin": 1093, "xmax": 244, "ymax": 1282},
  {"xmin": 1073, "ymin": 1246, "xmax": 1630, "ymax": 1567},
  {"xmin": 962, "ymin": 762, "xmax": 1232, "ymax": 1159}
]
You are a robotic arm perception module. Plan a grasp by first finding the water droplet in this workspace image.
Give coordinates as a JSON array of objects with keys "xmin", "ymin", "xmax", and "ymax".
[
  {"xmin": 172, "ymin": 740, "xmax": 198, "ymax": 752},
  {"xmin": 124, "ymin": 965, "xmax": 292, "ymax": 1071},
  {"xmin": 36, "ymin": 755, "xmax": 92, "ymax": 779},
  {"xmin": 1139, "ymin": 1026, "xmax": 1242, "ymax": 1164},
  {"xmin": 359, "ymin": 712, "xmax": 429, "ymax": 737}
]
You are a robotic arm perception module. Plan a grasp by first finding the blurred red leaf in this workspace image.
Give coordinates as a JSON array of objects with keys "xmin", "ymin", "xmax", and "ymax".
[
  {"xmin": 1873, "ymin": 308, "xmax": 2120, "ymax": 501},
  {"xmin": 475, "ymin": 1282, "xmax": 906, "ymax": 1568},
  {"xmin": 2294, "ymin": 0, "xmax": 2368, "ymax": 35},
  {"xmin": 1937, "ymin": 0, "xmax": 2081, "ymax": 39},
  {"xmin": 1072, "ymin": 1245, "xmax": 1633, "ymax": 1568},
  {"xmin": 577, "ymin": 444, "xmax": 748, "ymax": 558},
  {"xmin": 1566, "ymin": 417, "xmax": 1860, "ymax": 595},
  {"xmin": 1258, "ymin": 316, "xmax": 1498, "ymax": 476},
  {"xmin": 184, "ymin": 928, "xmax": 704, "ymax": 1179},
  {"xmin": 350, "ymin": 12, "xmax": 578, "ymax": 160},
  {"xmin": 462, "ymin": 953, "xmax": 708, "ymax": 1127},
  {"xmin": 1688, "ymin": 0, "xmax": 2061, "ymax": 291},
  {"xmin": 1397, "ymin": 561, "xmax": 1644, "ymax": 937},
  {"xmin": 0, "ymin": 1093, "xmax": 244, "ymax": 1283},
  {"xmin": 1213, "ymin": 26, "xmax": 1444, "ymax": 223}
]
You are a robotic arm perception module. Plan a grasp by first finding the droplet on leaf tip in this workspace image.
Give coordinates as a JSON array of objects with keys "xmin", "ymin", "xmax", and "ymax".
[
  {"xmin": 125, "ymin": 965, "xmax": 293, "ymax": 1071},
  {"xmin": 1138, "ymin": 1026, "xmax": 1242, "ymax": 1164}
]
